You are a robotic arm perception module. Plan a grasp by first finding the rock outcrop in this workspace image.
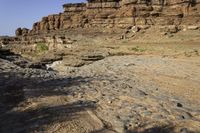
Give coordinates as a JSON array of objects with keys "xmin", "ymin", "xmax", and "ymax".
[{"xmin": 16, "ymin": 0, "xmax": 200, "ymax": 36}]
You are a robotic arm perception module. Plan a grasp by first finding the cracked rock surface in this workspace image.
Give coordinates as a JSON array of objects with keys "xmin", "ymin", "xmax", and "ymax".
[{"xmin": 1, "ymin": 53, "xmax": 200, "ymax": 133}]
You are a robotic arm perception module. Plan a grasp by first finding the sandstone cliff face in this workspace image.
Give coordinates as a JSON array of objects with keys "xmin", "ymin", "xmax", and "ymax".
[{"xmin": 16, "ymin": 0, "xmax": 200, "ymax": 36}]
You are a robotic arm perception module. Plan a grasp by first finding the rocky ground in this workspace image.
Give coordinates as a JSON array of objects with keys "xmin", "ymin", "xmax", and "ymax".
[{"xmin": 0, "ymin": 29, "xmax": 200, "ymax": 133}]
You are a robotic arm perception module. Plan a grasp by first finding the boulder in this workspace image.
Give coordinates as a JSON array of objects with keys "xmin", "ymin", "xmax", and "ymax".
[
  {"xmin": 15, "ymin": 28, "xmax": 22, "ymax": 36},
  {"xmin": 21, "ymin": 28, "xmax": 30, "ymax": 36},
  {"xmin": 168, "ymin": 25, "xmax": 179, "ymax": 33}
]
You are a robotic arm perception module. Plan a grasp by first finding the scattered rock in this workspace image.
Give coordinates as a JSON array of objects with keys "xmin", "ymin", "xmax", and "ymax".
[
  {"xmin": 1, "ymin": 1, "xmax": 200, "ymax": 133},
  {"xmin": 160, "ymin": 25, "xmax": 179, "ymax": 34}
]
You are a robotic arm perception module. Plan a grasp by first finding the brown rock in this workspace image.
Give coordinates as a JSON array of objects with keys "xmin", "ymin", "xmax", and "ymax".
[
  {"xmin": 21, "ymin": 28, "xmax": 29, "ymax": 36},
  {"xmin": 15, "ymin": 28, "xmax": 22, "ymax": 36},
  {"xmin": 15, "ymin": 0, "xmax": 200, "ymax": 35}
]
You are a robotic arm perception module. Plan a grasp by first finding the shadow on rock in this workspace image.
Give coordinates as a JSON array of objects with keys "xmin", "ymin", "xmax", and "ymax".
[
  {"xmin": 0, "ymin": 71, "xmax": 92, "ymax": 111},
  {"xmin": 0, "ymin": 100, "xmax": 96, "ymax": 133},
  {"xmin": 0, "ymin": 71, "xmax": 95, "ymax": 132}
]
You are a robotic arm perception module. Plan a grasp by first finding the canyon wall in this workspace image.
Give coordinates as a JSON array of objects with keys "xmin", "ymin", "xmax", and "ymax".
[{"xmin": 16, "ymin": 0, "xmax": 200, "ymax": 36}]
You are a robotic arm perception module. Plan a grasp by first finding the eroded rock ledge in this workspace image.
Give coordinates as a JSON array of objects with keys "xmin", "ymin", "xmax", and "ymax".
[{"xmin": 16, "ymin": 0, "xmax": 200, "ymax": 36}]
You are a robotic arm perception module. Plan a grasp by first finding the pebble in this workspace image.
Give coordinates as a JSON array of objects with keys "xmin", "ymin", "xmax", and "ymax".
[
  {"xmin": 132, "ymin": 104, "xmax": 143, "ymax": 109},
  {"xmin": 108, "ymin": 100, "xmax": 112, "ymax": 104},
  {"xmin": 152, "ymin": 114, "xmax": 164, "ymax": 120},
  {"xmin": 142, "ymin": 111, "xmax": 152, "ymax": 116},
  {"xmin": 136, "ymin": 106, "xmax": 147, "ymax": 111}
]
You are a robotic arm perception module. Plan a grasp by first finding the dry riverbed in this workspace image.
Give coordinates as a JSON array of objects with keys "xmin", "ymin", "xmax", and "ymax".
[
  {"xmin": 1, "ymin": 52, "xmax": 200, "ymax": 133},
  {"xmin": 1, "ymin": 30, "xmax": 200, "ymax": 133}
]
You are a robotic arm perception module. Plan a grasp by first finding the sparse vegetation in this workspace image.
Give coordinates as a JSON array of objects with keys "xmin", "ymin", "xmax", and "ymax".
[
  {"xmin": 35, "ymin": 43, "xmax": 48, "ymax": 53},
  {"xmin": 130, "ymin": 46, "xmax": 146, "ymax": 52}
]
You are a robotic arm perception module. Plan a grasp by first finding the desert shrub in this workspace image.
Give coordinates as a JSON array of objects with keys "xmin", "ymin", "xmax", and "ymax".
[
  {"xmin": 131, "ymin": 46, "xmax": 146, "ymax": 52},
  {"xmin": 36, "ymin": 43, "xmax": 48, "ymax": 53}
]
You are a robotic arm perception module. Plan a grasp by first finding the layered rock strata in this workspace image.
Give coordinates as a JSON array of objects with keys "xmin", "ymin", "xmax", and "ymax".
[{"xmin": 16, "ymin": 0, "xmax": 200, "ymax": 36}]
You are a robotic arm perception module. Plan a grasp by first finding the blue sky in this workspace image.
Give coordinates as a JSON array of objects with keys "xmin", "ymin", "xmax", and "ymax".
[{"xmin": 0, "ymin": 0, "xmax": 85, "ymax": 36}]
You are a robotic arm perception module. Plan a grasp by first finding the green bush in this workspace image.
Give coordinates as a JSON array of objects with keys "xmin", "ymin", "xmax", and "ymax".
[{"xmin": 36, "ymin": 43, "xmax": 48, "ymax": 53}]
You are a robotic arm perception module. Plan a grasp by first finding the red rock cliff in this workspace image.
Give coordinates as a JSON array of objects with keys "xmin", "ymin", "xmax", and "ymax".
[{"xmin": 16, "ymin": 0, "xmax": 200, "ymax": 36}]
